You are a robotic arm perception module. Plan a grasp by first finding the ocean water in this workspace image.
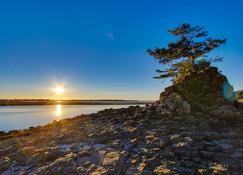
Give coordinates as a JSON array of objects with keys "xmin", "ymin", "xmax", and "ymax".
[{"xmin": 0, "ymin": 105, "xmax": 134, "ymax": 131}]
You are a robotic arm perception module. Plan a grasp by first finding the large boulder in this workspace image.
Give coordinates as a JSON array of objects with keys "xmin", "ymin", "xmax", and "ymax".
[
  {"xmin": 145, "ymin": 92, "xmax": 191, "ymax": 118},
  {"xmin": 158, "ymin": 93, "xmax": 191, "ymax": 115},
  {"xmin": 160, "ymin": 67, "xmax": 237, "ymax": 112}
]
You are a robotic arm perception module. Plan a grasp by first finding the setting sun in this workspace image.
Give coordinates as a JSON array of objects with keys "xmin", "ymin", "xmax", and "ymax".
[{"xmin": 54, "ymin": 86, "xmax": 64, "ymax": 95}]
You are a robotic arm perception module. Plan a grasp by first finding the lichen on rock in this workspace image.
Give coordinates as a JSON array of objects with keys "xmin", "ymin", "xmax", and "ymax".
[{"xmin": 160, "ymin": 67, "xmax": 238, "ymax": 112}]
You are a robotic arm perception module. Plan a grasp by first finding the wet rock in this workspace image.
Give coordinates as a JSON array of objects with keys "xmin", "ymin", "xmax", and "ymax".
[
  {"xmin": 215, "ymin": 140, "xmax": 234, "ymax": 153},
  {"xmin": 151, "ymin": 136, "xmax": 168, "ymax": 148},
  {"xmin": 35, "ymin": 152, "xmax": 76, "ymax": 174},
  {"xmin": 233, "ymin": 148, "xmax": 243, "ymax": 159},
  {"xmin": 0, "ymin": 157, "xmax": 11, "ymax": 171},
  {"xmin": 198, "ymin": 121, "xmax": 212, "ymax": 131},
  {"xmin": 209, "ymin": 163, "xmax": 228, "ymax": 174},
  {"xmin": 102, "ymin": 151, "xmax": 121, "ymax": 166},
  {"xmin": 153, "ymin": 164, "xmax": 175, "ymax": 174},
  {"xmin": 125, "ymin": 163, "xmax": 150, "ymax": 175},
  {"xmin": 210, "ymin": 105, "xmax": 243, "ymax": 126},
  {"xmin": 89, "ymin": 166, "xmax": 108, "ymax": 175},
  {"xmin": 199, "ymin": 151, "xmax": 215, "ymax": 159},
  {"xmin": 133, "ymin": 111, "xmax": 144, "ymax": 119},
  {"xmin": 43, "ymin": 147, "xmax": 62, "ymax": 161},
  {"xmin": 26, "ymin": 153, "xmax": 43, "ymax": 165}
]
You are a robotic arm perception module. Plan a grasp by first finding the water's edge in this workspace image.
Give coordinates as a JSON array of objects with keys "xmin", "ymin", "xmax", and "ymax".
[{"xmin": 0, "ymin": 104, "xmax": 149, "ymax": 132}]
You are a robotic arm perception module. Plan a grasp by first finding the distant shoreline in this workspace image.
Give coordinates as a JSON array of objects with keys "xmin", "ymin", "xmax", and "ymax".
[{"xmin": 0, "ymin": 99, "xmax": 154, "ymax": 106}]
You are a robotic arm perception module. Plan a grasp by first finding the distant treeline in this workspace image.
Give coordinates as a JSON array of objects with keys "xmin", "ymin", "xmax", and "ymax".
[{"xmin": 0, "ymin": 99, "xmax": 152, "ymax": 106}]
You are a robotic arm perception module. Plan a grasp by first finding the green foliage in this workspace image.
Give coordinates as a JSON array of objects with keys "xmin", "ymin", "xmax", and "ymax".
[
  {"xmin": 174, "ymin": 67, "xmax": 226, "ymax": 109},
  {"xmin": 147, "ymin": 24, "xmax": 226, "ymax": 83},
  {"xmin": 236, "ymin": 90, "xmax": 243, "ymax": 100}
]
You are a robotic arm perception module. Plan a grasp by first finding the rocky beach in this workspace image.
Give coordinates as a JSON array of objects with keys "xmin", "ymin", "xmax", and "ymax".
[
  {"xmin": 0, "ymin": 78, "xmax": 243, "ymax": 175},
  {"xmin": 0, "ymin": 100, "xmax": 242, "ymax": 174}
]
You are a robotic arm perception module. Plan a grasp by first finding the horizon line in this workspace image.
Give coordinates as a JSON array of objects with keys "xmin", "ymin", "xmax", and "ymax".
[{"xmin": 0, "ymin": 98, "xmax": 155, "ymax": 101}]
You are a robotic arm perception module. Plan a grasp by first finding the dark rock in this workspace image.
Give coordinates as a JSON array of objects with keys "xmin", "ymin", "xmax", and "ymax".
[
  {"xmin": 0, "ymin": 157, "xmax": 11, "ymax": 171},
  {"xmin": 159, "ymin": 67, "xmax": 235, "ymax": 111}
]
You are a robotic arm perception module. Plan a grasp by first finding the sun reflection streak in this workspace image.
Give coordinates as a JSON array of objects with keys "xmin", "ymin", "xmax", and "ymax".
[{"xmin": 55, "ymin": 104, "xmax": 62, "ymax": 121}]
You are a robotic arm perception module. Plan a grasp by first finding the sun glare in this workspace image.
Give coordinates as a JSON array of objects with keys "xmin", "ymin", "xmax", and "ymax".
[{"xmin": 54, "ymin": 86, "xmax": 64, "ymax": 95}]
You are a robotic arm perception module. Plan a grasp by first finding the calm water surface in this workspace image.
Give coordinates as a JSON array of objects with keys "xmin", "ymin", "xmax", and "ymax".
[{"xmin": 0, "ymin": 105, "xmax": 134, "ymax": 131}]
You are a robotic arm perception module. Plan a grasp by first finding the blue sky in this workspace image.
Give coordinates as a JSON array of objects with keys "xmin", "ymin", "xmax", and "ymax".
[{"xmin": 0, "ymin": 0, "xmax": 243, "ymax": 100}]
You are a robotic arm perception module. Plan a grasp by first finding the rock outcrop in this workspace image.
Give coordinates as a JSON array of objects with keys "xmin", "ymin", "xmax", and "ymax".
[{"xmin": 160, "ymin": 67, "xmax": 237, "ymax": 112}]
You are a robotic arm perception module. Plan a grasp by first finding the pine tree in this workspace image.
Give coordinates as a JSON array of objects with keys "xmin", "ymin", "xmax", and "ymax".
[{"xmin": 147, "ymin": 24, "xmax": 226, "ymax": 83}]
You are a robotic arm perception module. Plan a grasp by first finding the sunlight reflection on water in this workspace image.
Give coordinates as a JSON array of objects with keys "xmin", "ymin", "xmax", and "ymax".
[
  {"xmin": 0, "ymin": 104, "xmax": 136, "ymax": 131},
  {"xmin": 54, "ymin": 104, "xmax": 62, "ymax": 121}
]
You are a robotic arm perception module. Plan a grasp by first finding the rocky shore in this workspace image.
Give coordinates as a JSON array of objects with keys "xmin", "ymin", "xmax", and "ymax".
[
  {"xmin": 1, "ymin": 67, "xmax": 243, "ymax": 174},
  {"xmin": 0, "ymin": 92, "xmax": 243, "ymax": 174}
]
